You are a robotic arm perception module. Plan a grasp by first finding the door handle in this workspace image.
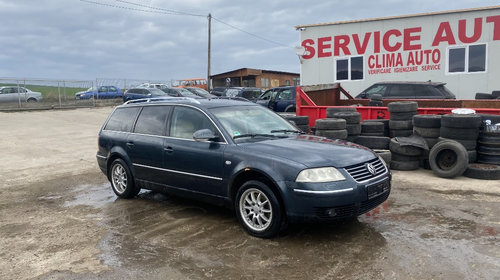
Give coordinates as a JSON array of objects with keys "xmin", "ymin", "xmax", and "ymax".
[
  {"xmin": 126, "ymin": 142, "xmax": 134, "ymax": 148},
  {"xmin": 164, "ymin": 146, "xmax": 173, "ymax": 153}
]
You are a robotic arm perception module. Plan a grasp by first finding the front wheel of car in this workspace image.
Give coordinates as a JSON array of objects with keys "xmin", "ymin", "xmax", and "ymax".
[
  {"xmin": 235, "ymin": 180, "xmax": 283, "ymax": 238},
  {"xmin": 109, "ymin": 158, "xmax": 140, "ymax": 198}
]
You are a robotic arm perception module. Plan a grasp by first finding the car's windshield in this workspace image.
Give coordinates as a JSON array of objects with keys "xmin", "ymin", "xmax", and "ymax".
[{"xmin": 210, "ymin": 105, "xmax": 300, "ymax": 142}]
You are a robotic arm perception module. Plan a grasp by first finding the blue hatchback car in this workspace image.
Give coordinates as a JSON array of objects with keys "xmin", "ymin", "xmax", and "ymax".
[
  {"xmin": 75, "ymin": 86, "xmax": 123, "ymax": 99},
  {"xmin": 97, "ymin": 98, "xmax": 391, "ymax": 238}
]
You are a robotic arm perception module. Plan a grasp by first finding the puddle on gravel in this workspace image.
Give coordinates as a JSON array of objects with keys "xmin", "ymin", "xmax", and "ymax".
[{"xmin": 63, "ymin": 183, "xmax": 116, "ymax": 208}]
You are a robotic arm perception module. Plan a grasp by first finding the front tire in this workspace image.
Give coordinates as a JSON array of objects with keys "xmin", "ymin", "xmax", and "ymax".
[
  {"xmin": 109, "ymin": 158, "xmax": 140, "ymax": 198},
  {"xmin": 235, "ymin": 180, "xmax": 282, "ymax": 238}
]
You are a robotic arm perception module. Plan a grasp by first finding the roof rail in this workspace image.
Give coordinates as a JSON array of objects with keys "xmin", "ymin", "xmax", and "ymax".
[
  {"xmin": 124, "ymin": 97, "xmax": 201, "ymax": 105},
  {"xmin": 211, "ymin": 96, "xmax": 250, "ymax": 102}
]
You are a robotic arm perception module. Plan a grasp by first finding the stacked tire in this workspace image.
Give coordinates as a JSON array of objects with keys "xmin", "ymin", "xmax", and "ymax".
[
  {"xmin": 362, "ymin": 119, "xmax": 390, "ymax": 137},
  {"xmin": 439, "ymin": 114, "xmax": 481, "ymax": 163},
  {"xmin": 314, "ymin": 118, "xmax": 347, "ymax": 140},
  {"xmin": 477, "ymin": 114, "xmax": 500, "ymax": 165},
  {"xmin": 280, "ymin": 114, "xmax": 310, "ymax": 133},
  {"xmin": 388, "ymin": 102, "xmax": 418, "ymax": 137},
  {"xmin": 389, "ymin": 138, "xmax": 422, "ymax": 170},
  {"xmin": 328, "ymin": 109, "xmax": 362, "ymax": 142},
  {"xmin": 368, "ymin": 94, "xmax": 383, "ymax": 106},
  {"xmin": 412, "ymin": 115, "xmax": 442, "ymax": 169}
]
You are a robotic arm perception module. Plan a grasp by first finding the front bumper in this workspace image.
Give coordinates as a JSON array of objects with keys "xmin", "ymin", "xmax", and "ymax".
[{"xmin": 282, "ymin": 173, "xmax": 391, "ymax": 222}]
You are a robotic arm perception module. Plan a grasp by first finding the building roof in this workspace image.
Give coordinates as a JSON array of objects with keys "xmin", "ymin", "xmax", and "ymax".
[
  {"xmin": 295, "ymin": 5, "xmax": 500, "ymax": 29},
  {"xmin": 211, "ymin": 68, "xmax": 299, "ymax": 78}
]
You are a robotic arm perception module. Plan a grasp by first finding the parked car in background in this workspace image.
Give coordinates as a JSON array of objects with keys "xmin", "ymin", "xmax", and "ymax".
[
  {"xmin": 185, "ymin": 87, "xmax": 216, "ymax": 98},
  {"xmin": 256, "ymin": 86, "xmax": 296, "ymax": 112},
  {"xmin": 122, "ymin": 87, "xmax": 168, "ymax": 102},
  {"xmin": 0, "ymin": 86, "xmax": 42, "ymax": 102},
  {"xmin": 224, "ymin": 87, "xmax": 262, "ymax": 101},
  {"xmin": 173, "ymin": 78, "xmax": 208, "ymax": 90},
  {"xmin": 161, "ymin": 87, "xmax": 202, "ymax": 99},
  {"xmin": 210, "ymin": 87, "xmax": 227, "ymax": 96},
  {"xmin": 97, "ymin": 97, "xmax": 391, "ymax": 238},
  {"xmin": 138, "ymin": 83, "xmax": 170, "ymax": 91},
  {"xmin": 355, "ymin": 81, "xmax": 456, "ymax": 99},
  {"xmin": 75, "ymin": 86, "xmax": 123, "ymax": 100}
]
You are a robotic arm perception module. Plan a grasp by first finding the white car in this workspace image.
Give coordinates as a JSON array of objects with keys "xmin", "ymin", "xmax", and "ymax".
[
  {"xmin": 137, "ymin": 83, "xmax": 169, "ymax": 91},
  {"xmin": 0, "ymin": 86, "xmax": 43, "ymax": 102}
]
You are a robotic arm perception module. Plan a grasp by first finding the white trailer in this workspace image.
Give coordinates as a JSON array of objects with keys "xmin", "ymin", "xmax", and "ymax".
[{"xmin": 296, "ymin": 6, "xmax": 500, "ymax": 99}]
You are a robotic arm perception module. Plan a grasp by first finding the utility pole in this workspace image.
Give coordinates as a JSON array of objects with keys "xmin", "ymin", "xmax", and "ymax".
[{"xmin": 207, "ymin": 13, "xmax": 212, "ymax": 90}]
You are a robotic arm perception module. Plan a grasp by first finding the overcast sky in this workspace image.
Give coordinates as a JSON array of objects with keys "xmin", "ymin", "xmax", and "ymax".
[{"xmin": 0, "ymin": 0, "xmax": 498, "ymax": 82}]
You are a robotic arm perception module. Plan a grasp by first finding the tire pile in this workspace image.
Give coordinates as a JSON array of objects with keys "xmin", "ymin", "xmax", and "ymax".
[
  {"xmin": 280, "ymin": 114, "xmax": 310, "ymax": 133},
  {"xmin": 369, "ymin": 94, "xmax": 383, "ymax": 106},
  {"xmin": 388, "ymin": 102, "xmax": 417, "ymax": 137},
  {"xmin": 475, "ymin": 91, "xmax": 500, "ymax": 100},
  {"xmin": 412, "ymin": 115, "xmax": 441, "ymax": 169},
  {"xmin": 477, "ymin": 114, "xmax": 500, "ymax": 165},
  {"xmin": 439, "ymin": 114, "xmax": 481, "ymax": 163},
  {"xmin": 314, "ymin": 118, "xmax": 347, "ymax": 139},
  {"xmin": 314, "ymin": 107, "xmax": 360, "ymax": 140}
]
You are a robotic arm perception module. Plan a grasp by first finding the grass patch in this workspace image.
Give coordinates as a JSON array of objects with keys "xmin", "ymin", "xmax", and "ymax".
[{"xmin": 0, "ymin": 83, "xmax": 88, "ymax": 101}]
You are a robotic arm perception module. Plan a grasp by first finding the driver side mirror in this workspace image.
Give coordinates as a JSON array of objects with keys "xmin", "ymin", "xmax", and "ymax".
[
  {"xmin": 193, "ymin": 129, "xmax": 219, "ymax": 142},
  {"xmin": 358, "ymin": 93, "xmax": 367, "ymax": 98}
]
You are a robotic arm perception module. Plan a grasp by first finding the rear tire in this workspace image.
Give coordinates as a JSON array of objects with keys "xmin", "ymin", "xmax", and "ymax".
[
  {"xmin": 109, "ymin": 158, "xmax": 140, "ymax": 198},
  {"xmin": 235, "ymin": 180, "xmax": 283, "ymax": 238}
]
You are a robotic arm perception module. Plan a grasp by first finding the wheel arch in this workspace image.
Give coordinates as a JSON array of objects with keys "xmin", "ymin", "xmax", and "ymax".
[
  {"xmin": 106, "ymin": 149, "xmax": 135, "ymax": 181},
  {"xmin": 228, "ymin": 169, "xmax": 287, "ymax": 214}
]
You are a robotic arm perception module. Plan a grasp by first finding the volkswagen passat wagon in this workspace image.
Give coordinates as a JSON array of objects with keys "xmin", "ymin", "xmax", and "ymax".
[{"xmin": 97, "ymin": 97, "xmax": 391, "ymax": 238}]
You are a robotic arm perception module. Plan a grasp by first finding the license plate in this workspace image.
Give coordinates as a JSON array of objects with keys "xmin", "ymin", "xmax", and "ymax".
[{"xmin": 366, "ymin": 180, "xmax": 390, "ymax": 199}]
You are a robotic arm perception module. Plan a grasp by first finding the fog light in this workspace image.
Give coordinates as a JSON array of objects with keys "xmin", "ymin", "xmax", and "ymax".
[{"xmin": 326, "ymin": 209, "xmax": 337, "ymax": 217}]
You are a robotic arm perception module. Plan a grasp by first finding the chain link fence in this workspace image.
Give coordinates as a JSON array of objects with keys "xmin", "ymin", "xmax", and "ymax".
[{"xmin": 0, "ymin": 78, "xmax": 172, "ymax": 110}]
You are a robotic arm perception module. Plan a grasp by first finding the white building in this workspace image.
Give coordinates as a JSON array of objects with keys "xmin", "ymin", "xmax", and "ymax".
[{"xmin": 296, "ymin": 6, "xmax": 500, "ymax": 99}]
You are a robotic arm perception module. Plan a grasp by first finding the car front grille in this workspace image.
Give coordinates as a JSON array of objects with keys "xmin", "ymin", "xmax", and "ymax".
[{"xmin": 344, "ymin": 157, "xmax": 387, "ymax": 183}]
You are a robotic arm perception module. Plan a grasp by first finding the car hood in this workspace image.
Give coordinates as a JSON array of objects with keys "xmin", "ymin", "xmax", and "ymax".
[{"xmin": 239, "ymin": 135, "xmax": 376, "ymax": 168}]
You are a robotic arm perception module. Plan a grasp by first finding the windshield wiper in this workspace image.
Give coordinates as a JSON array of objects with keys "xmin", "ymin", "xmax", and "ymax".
[
  {"xmin": 270, "ymin": 129, "xmax": 303, "ymax": 134},
  {"xmin": 233, "ymin": 134, "xmax": 279, "ymax": 140}
]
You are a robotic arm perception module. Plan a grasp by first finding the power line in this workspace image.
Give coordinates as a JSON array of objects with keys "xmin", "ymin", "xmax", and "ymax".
[
  {"xmin": 79, "ymin": 0, "xmax": 292, "ymax": 48},
  {"xmin": 212, "ymin": 16, "xmax": 291, "ymax": 48},
  {"xmin": 114, "ymin": 0, "xmax": 205, "ymax": 17},
  {"xmin": 78, "ymin": 0, "xmax": 202, "ymax": 17}
]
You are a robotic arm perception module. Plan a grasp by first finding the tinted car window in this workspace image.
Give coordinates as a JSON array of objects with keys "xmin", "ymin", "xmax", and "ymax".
[
  {"xmin": 104, "ymin": 107, "xmax": 140, "ymax": 132},
  {"xmin": 241, "ymin": 90, "xmax": 261, "ymax": 100},
  {"xmin": 169, "ymin": 106, "xmax": 217, "ymax": 139},
  {"xmin": 134, "ymin": 106, "xmax": 171, "ymax": 136},
  {"xmin": 415, "ymin": 85, "xmax": 435, "ymax": 97},
  {"xmin": 387, "ymin": 84, "xmax": 416, "ymax": 97},
  {"xmin": 435, "ymin": 85, "xmax": 455, "ymax": 98},
  {"xmin": 364, "ymin": 85, "xmax": 387, "ymax": 97}
]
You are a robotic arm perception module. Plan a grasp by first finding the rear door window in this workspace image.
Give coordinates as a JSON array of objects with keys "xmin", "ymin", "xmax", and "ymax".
[
  {"xmin": 134, "ymin": 106, "xmax": 171, "ymax": 136},
  {"xmin": 387, "ymin": 84, "xmax": 416, "ymax": 98},
  {"xmin": 104, "ymin": 107, "xmax": 140, "ymax": 132}
]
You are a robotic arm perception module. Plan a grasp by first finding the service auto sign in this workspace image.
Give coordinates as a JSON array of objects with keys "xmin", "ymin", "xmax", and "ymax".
[{"xmin": 301, "ymin": 15, "xmax": 500, "ymax": 75}]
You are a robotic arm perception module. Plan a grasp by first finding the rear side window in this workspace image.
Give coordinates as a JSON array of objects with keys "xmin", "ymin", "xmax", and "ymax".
[
  {"xmin": 387, "ymin": 84, "xmax": 416, "ymax": 98},
  {"xmin": 134, "ymin": 106, "xmax": 171, "ymax": 136},
  {"xmin": 104, "ymin": 107, "xmax": 140, "ymax": 132}
]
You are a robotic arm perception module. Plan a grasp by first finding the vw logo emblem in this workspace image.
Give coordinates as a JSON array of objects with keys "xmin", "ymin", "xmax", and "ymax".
[{"xmin": 366, "ymin": 163, "xmax": 376, "ymax": 175}]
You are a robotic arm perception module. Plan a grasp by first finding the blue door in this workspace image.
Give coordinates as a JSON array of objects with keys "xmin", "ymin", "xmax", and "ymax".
[{"xmin": 164, "ymin": 106, "xmax": 226, "ymax": 196}]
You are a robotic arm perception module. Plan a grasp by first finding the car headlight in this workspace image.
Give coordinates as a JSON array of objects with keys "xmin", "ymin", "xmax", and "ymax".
[{"xmin": 296, "ymin": 167, "xmax": 345, "ymax": 183}]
